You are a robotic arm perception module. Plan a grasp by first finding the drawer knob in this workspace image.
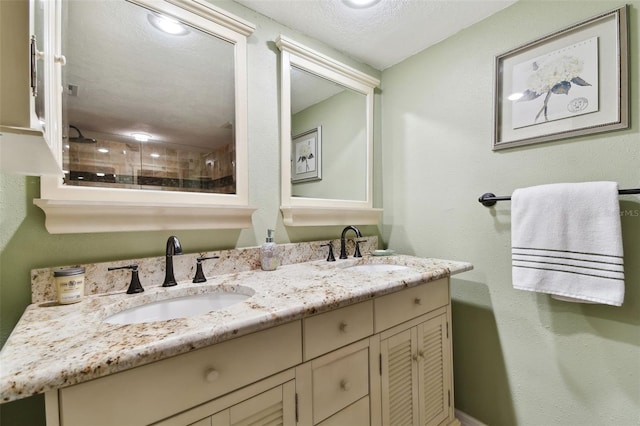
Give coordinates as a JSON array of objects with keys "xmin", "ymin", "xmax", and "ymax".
[
  {"xmin": 205, "ymin": 369, "xmax": 220, "ymax": 383},
  {"xmin": 338, "ymin": 322, "xmax": 348, "ymax": 333},
  {"xmin": 414, "ymin": 297, "xmax": 422, "ymax": 305},
  {"xmin": 340, "ymin": 380, "xmax": 351, "ymax": 391}
]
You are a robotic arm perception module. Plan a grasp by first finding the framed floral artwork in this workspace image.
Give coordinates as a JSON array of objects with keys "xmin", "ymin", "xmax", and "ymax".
[
  {"xmin": 291, "ymin": 127, "xmax": 322, "ymax": 183},
  {"xmin": 493, "ymin": 6, "xmax": 628, "ymax": 150}
]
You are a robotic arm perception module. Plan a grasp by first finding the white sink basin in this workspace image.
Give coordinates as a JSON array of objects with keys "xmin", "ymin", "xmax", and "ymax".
[
  {"xmin": 342, "ymin": 264, "xmax": 411, "ymax": 273},
  {"xmin": 104, "ymin": 291, "xmax": 252, "ymax": 325}
]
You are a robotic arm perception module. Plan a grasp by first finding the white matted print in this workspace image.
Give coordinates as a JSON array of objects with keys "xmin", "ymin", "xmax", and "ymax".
[
  {"xmin": 291, "ymin": 127, "xmax": 322, "ymax": 183},
  {"xmin": 511, "ymin": 37, "xmax": 599, "ymax": 129}
]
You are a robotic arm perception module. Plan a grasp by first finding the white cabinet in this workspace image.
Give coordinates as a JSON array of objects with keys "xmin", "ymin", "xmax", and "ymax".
[
  {"xmin": 46, "ymin": 278, "xmax": 458, "ymax": 426},
  {"xmin": 50, "ymin": 321, "xmax": 302, "ymax": 426},
  {"xmin": 377, "ymin": 310, "xmax": 453, "ymax": 426},
  {"xmin": 370, "ymin": 277, "xmax": 458, "ymax": 426},
  {"xmin": 0, "ymin": 0, "xmax": 61, "ymax": 176}
]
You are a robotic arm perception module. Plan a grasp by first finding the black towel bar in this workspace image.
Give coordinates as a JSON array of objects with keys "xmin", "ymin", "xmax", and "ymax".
[{"xmin": 478, "ymin": 188, "xmax": 640, "ymax": 207}]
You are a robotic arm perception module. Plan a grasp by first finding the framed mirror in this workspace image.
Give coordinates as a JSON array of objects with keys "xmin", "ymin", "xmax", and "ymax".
[
  {"xmin": 276, "ymin": 36, "xmax": 382, "ymax": 226},
  {"xmin": 35, "ymin": 0, "xmax": 256, "ymax": 233}
]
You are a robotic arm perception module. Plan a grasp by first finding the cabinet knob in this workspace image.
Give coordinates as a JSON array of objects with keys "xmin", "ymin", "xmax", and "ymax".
[
  {"xmin": 54, "ymin": 55, "xmax": 67, "ymax": 66},
  {"xmin": 338, "ymin": 322, "xmax": 348, "ymax": 333},
  {"xmin": 205, "ymin": 369, "xmax": 220, "ymax": 383},
  {"xmin": 340, "ymin": 380, "xmax": 351, "ymax": 391},
  {"xmin": 414, "ymin": 298, "xmax": 422, "ymax": 305}
]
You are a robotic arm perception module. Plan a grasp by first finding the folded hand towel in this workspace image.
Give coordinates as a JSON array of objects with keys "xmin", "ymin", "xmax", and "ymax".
[{"xmin": 511, "ymin": 182, "xmax": 624, "ymax": 306}]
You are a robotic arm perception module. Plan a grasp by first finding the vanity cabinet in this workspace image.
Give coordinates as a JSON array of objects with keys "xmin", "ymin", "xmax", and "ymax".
[{"xmin": 45, "ymin": 278, "xmax": 457, "ymax": 426}]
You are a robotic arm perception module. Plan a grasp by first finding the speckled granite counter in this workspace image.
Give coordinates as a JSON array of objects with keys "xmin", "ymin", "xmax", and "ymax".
[{"xmin": 0, "ymin": 243, "xmax": 471, "ymax": 403}]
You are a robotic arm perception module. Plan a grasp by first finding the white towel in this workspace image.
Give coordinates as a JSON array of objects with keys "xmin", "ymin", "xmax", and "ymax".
[{"xmin": 511, "ymin": 182, "xmax": 624, "ymax": 306}]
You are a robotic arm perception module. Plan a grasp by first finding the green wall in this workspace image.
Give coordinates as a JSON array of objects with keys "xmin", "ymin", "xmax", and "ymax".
[
  {"xmin": 292, "ymin": 89, "xmax": 368, "ymax": 200},
  {"xmin": 381, "ymin": 1, "xmax": 639, "ymax": 425},
  {"xmin": 0, "ymin": 1, "xmax": 380, "ymax": 423}
]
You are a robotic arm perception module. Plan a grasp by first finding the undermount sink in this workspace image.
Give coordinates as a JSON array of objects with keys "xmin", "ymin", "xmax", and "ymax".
[
  {"xmin": 103, "ymin": 289, "xmax": 253, "ymax": 325},
  {"xmin": 342, "ymin": 264, "xmax": 412, "ymax": 273}
]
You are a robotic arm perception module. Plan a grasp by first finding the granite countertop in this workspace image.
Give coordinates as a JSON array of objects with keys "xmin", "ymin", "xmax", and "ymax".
[{"xmin": 0, "ymin": 255, "xmax": 472, "ymax": 403}]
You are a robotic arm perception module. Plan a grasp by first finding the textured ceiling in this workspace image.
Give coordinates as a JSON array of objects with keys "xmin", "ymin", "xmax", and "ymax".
[{"xmin": 234, "ymin": 0, "xmax": 517, "ymax": 70}]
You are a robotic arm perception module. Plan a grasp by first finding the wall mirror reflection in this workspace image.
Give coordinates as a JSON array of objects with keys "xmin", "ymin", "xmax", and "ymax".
[
  {"xmin": 290, "ymin": 66, "xmax": 367, "ymax": 201},
  {"xmin": 61, "ymin": 0, "xmax": 236, "ymax": 194},
  {"xmin": 34, "ymin": 0, "xmax": 255, "ymax": 233}
]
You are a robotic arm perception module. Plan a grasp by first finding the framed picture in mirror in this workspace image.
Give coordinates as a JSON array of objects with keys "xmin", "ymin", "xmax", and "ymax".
[{"xmin": 292, "ymin": 127, "xmax": 322, "ymax": 183}]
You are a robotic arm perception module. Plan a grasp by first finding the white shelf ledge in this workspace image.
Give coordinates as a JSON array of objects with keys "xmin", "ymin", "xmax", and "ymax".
[
  {"xmin": 34, "ymin": 199, "xmax": 256, "ymax": 234},
  {"xmin": 281, "ymin": 206, "xmax": 382, "ymax": 227}
]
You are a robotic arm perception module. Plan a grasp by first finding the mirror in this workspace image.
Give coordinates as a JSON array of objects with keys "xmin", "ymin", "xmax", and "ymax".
[
  {"xmin": 277, "ymin": 35, "xmax": 381, "ymax": 226},
  {"xmin": 290, "ymin": 66, "xmax": 367, "ymax": 201},
  {"xmin": 34, "ymin": 0, "xmax": 256, "ymax": 233},
  {"xmin": 61, "ymin": 0, "xmax": 236, "ymax": 194}
]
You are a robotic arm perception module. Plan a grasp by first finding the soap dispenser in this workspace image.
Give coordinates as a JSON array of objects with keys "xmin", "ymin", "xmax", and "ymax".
[{"xmin": 261, "ymin": 229, "xmax": 280, "ymax": 271}]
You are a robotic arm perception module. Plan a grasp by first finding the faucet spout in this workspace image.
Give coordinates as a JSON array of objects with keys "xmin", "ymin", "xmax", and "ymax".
[
  {"xmin": 340, "ymin": 225, "xmax": 362, "ymax": 259},
  {"xmin": 163, "ymin": 236, "xmax": 183, "ymax": 287}
]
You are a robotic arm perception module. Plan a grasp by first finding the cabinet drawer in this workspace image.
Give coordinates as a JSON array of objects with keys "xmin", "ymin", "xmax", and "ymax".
[
  {"xmin": 303, "ymin": 300, "xmax": 373, "ymax": 360},
  {"xmin": 58, "ymin": 321, "xmax": 302, "ymax": 426},
  {"xmin": 312, "ymin": 347, "xmax": 369, "ymax": 424},
  {"xmin": 374, "ymin": 278, "xmax": 448, "ymax": 333}
]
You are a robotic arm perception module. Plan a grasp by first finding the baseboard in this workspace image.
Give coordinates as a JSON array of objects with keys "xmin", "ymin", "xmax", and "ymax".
[{"xmin": 455, "ymin": 409, "xmax": 488, "ymax": 426}]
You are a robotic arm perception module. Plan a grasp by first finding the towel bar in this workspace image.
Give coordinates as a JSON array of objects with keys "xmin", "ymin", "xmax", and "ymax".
[{"xmin": 478, "ymin": 188, "xmax": 640, "ymax": 207}]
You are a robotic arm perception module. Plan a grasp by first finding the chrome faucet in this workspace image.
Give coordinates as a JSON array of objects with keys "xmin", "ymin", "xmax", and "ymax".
[
  {"xmin": 340, "ymin": 225, "xmax": 362, "ymax": 259},
  {"xmin": 162, "ymin": 236, "xmax": 183, "ymax": 287}
]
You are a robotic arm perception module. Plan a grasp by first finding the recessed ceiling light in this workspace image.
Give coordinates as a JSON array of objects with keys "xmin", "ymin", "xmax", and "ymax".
[
  {"xmin": 147, "ymin": 13, "xmax": 189, "ymax": 36},
  {"xmin": 342, "ymin": 0, "xmax": 381, "ymax": 9},
  {"xmin": 131, "ymin": 133, "xmax": 151, "ymax": 142}
]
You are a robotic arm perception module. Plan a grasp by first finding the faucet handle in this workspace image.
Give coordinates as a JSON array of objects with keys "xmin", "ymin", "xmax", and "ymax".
[
  {"xmin": 108, "ymin": 264, "xmax": 144, "ymax": 294},
  {"xmin": 193, "ymin": 256, "xmax": 220, "ymax": 283},
  {"xmin": 321, "ymin": 243, "xmax": 336, "ymax": 262},
  {"xmin": 354, "ymin": 240, "xmax": 365, "ymax": 258}
]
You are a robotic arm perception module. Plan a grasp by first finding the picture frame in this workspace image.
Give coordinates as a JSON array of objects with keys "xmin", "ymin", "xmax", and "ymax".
[
  {"xmin": 291, "ymin": 127, "xmax": 322, "ymax": 183},
  {"xmin": 493, "ymin": 6, "xmax": 628, "ymax": 150}
]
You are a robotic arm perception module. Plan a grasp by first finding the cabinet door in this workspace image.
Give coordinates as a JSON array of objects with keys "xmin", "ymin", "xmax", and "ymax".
[
  {"xmin": 380, "ymin": 328, "xmax": 419, "ymax": 426},
  {"xmin": 229, "ymin": 380, "xmax": 296, "ymax": 426},
  {"xmin": 380, "ymin": 313, "xmax": 451, "ymax": 426},
  {"xmin": 416, "ymin": 314, "xmax": 450, "ymax": 426}
]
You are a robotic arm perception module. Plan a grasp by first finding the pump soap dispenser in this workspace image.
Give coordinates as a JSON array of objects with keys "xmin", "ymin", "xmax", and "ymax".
[{"xmin": 261, "ymin": 229, "xmax": 280, "ymax": 271}]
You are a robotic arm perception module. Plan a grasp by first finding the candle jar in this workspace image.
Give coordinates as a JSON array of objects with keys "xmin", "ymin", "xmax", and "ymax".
[{"xmin": 54, "ymin": 267, "xmax": 85, "ymax": 304}]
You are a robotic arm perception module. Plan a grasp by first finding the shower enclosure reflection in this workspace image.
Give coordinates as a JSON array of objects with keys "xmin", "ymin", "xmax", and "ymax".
[{"xmin": 61, "ymin": 0, "xmax": 236, "ymax": 193}]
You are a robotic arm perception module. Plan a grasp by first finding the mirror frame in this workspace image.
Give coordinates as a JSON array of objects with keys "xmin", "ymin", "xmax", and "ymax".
[
  {"xmin": 34, "ymin": 0, "xmax": 256, "ymax": 233},
  {"xmin": 276, "ymin": 35, "xmax": 382, "ymax": 226}
]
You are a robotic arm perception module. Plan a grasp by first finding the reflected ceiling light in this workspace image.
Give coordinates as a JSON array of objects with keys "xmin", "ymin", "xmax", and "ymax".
[
  {"xmin": 131, "ymin": 133, "xmax": 151, "ymax": 142},
  {"xmin": 342, "ymin": 0, "xmax": 381, "ymax": 8},
  {"xmin": 98, "ymin": 148, "xmax": 109, "ymax": 153},
  {"xmin": 147, "ymin": 13, "xmax": 189, "ymax": 36},
  {"xmin": 508, "ymin": 92, "xmax": 524, "ymax": 101},
  {"xmin": 150, "ymin": 153, "xmax": 161, "ymax": 158}
]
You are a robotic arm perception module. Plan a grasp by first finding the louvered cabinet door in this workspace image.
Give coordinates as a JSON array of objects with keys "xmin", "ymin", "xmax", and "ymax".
[
  {"xmin": 380, "ymin": 328, "xmax": 419, "ymax": 426},
  {"xmin": 416, "ymin": 315, "xmax": 450, "ymax": 426},
  {"xmin": 230, "ymin": 380, "xmax": 296, "ymax": 426}
]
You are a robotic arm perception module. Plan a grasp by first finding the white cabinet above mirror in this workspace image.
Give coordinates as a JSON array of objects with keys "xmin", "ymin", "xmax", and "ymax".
[
  {"xmin": 34, "ymin": 0, "xmax": 256, "ymax": 233},
  {"xmin": 276, "ymin": 35, "xmax": 382, "ymax": 226}
]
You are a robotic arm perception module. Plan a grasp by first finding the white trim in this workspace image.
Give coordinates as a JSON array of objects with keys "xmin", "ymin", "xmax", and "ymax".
[
  {"xmin": 33, "ymin": 199, "xmax": 256, "ymax": 234},
  {"xmin": 455, "ymin": 409, "xmax": 488, "ymax": 426},
  {"xmin": 280, "ymin": 206, "xmax": 382, "ymax": 227}
]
